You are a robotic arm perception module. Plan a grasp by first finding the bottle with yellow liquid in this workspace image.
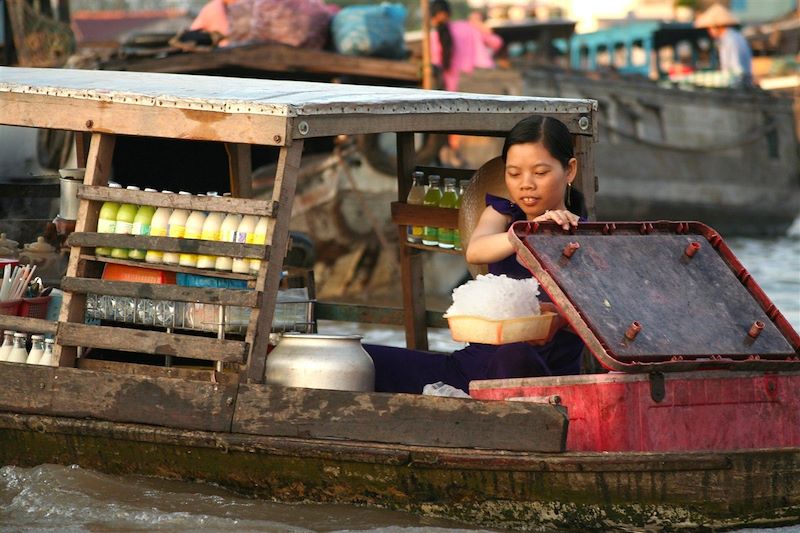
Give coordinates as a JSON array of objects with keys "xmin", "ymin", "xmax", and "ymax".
[
  {"xmin": 96, "ymin": 182, "xmax": 122, "ymax": 256},
  {"xmin": 421, "ymin": 175, "xmax": 442, "ymax": 246},
  {"xmin": 437, "ymin": 178, "xmax": 458, "ymax": 249},
  {"xmin": 249, "ymin": 217, "xmax": 270, "ymax": 275},
  {"xmin": 406, "ymin": 171, "xmax": 426, "ymax": 243},
  {"xmin": 232, "ymin": 215, "xmax": 258, "ymax": 274}
]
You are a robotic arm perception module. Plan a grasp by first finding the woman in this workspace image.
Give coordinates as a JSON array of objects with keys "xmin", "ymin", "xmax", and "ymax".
[{"xmin": 366, "ymin": 116, "xmax": 585, "ymax": 394}]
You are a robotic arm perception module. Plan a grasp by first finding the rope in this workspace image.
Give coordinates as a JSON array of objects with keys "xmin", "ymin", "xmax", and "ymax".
[{"xmin": 603, "ymin": 118, "xmax": 777, "ymax": 153}]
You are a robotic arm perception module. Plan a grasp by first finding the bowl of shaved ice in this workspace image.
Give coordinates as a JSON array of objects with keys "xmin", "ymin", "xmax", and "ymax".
[{"xmin": 443, "ymin": 274, "xmax": 556, "ymax": 345}]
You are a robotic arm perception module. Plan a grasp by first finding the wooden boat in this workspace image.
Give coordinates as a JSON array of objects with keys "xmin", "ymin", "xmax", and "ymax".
[{"xmin": 1, "ymin": 67, "xmax": 799, "ymax": 532}]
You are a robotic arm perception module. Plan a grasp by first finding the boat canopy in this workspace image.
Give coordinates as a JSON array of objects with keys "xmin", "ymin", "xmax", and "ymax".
[{"xmin": 0, "ymin": 67, "xmax": 596, "ymax": 146}]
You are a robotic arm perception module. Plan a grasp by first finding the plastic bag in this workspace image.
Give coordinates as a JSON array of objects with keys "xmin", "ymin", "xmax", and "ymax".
[
  {"xmin": 422, "ymin": 381, "xmax": 471, "ymax": 398},
  {"xmin": 331, "ymin": 3, "xmax": 407, "ymax": 59}
]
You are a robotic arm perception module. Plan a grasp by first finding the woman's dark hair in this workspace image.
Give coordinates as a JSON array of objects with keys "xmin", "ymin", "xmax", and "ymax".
[
  {"xmin": 431, "ymin": 0, "xmax": 453, "ymax": 71},
  {"xmin": 502, "ymin": 116, "xmax": 585, "ymax": 217},
  {"xmin": 501, "ymin": 115, "xmax": 574, "ymax": 168}
]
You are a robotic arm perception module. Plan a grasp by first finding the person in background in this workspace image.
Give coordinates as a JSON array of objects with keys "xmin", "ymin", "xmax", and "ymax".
[
  {"xmin": 365, "ymin": 116, "xmax": 585, "ymax": 394},
  {"xmin": 694, "ymin": 3, "xmax": 753, "ymax": 88},
  {"xmin": 429, "ymin": 0, "xmax": 503, "ymax": 92},
  {"xmin": 189, "ymin": 0, "xmax": 236, "ymax": 47}
]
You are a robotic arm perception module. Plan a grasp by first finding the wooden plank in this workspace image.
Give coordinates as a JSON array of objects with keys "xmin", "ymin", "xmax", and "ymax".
[
  {"xmin": 79, "ymin": 254, "xmax": 256, "ymax": 282},
  {"xmin": 315, "ymin": 302, "xmax": 448, "ymax": 329},
  {"xmin": 101, "ymin": 42, "xmax": 421, "ymax": 82},
  {"xmin": 61, "ymin": 278, "xmax": 258, "ymax": 307},
  {"xmin": 227, "ymin": 143, "xmax": 253, "ymax": 198},
  {"xmin": 391, "ymin": 202, "xmax": 459, "ymax": 228},
  {"xmin": 245, "ymin": 141, "xmax": 304, "ymax": 383},
  {"xmin": 0, "ymin": 365, "xmax": 237, "ymax": 432},
  {"xmin": 75, "ymin": 132, "xmax": 90, "ymax": 168},
  {"xmin": 56, "ymin": 132, "xmax": 116, "ymax": 368},
  {"xmin": 2, "ymin": 92, "xmax": 290, "ymax": 146},
  {"xmin": 396, "ymin": 132, "xmax": 428, "ymax": 350},
  {"xmin": 403, "ymin": 242, "xmax": 462, "ymax": 255},
  {"xmin": 77, "ymin": 358, "xmax": 241, "ymax": 384},
  {"xmin": 57, "ymin": 323, "xmax": 246, "ymax": 362},
  {"xmin": 232, "ymin": 384, "xmax": 568, "ymax": 452},
  {"xmin": 77, "ymin": 185, "xmax": 276, "ymax": 217},
  {"xmin": 68, "ymin": 233, "xmax": 270, "ymax": 259},
  {"xmin": 0, "ymin": 316, "xmax": 58, "ymax": 335}
]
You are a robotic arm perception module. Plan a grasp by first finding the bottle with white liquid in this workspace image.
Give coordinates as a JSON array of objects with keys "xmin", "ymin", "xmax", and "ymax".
[
  {"xmin": 163, "ymin": 191, "xmax": 192, "ymax": 265},
  {"xmin": 249, "ymin": 217, "xmax": 270, "ymax": 275},
  {"xmin": 7, "ymin": 332, "xmax": 28, "ymax": 363},
  {"xmin": 179, "ymin": 208, "xmax": 207, "ymax": 267},
  {"xmin": 26, "ymin": 334, "xmax": 45, "ymax": 365},
  {"xmin": 232, "ymin": 215, "xmax": 258, "ymax": 274},
  {"xmin": 145, "ymin": 191, "xmax": 174, "ymax": 264},
  {"xmin": 214, "ymin": 213, "xmax": 241, "ymax": 271},
  {"xmin": 0, "ymin": 330, "xmax": 15, "ymax": 361},
  {"xmin": 196, "ymin": 210, "xmax": 224, "ymax": 269},
  {"xmin": 39, "ymin": 338, "xmax": 55, "ymax": 367}
]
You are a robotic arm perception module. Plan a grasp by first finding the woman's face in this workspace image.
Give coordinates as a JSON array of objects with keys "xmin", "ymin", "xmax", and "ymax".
[{"xmin": 504, "ymin": 141, "xmax": 577, "ymax": 219}]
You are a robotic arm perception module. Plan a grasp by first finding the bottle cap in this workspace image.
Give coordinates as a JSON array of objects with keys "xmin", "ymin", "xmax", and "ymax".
[
  {"xmin": 31, "ymin": 334, "xmax": 44, "ymax": 341},
  {"xmin": 125, "ymin": 185, "xmax": 141, "ymax": 191},
  {"xmin": 13, "ymin": 332, "xmax": 26, "ymax": 338},
  {"xmin": 109, "ymin": 182, "xmax": 122, "ymax": 189},
  {"xmin": 3, "ymin": 330, "xmax": 15, "ymax": 336}
]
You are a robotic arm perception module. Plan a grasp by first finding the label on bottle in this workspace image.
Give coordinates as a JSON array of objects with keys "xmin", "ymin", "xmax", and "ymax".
[
  {"xmin": 167, "ymin": 225, "xmax": 185, "ymax": 238},
  {"xmin": 438, "ymin": 228, "xmax": 454, "ymax": 248},
  {"xmin": 150, "ymin": 226, "xmax": 167, "ymax": 238},
  {"xmin": 235, "ymin": 231, "xmax": 248, "ymax": 244},
  {"xmin": 200, "ymin": 228, "xmax": 219, "ymax": 241},
  {"xmin": 132, "ymin": 222, "xmax": 151, "ymax": 236},
  {"xmin": 220, "ymin": 229, "xmax": 236, "ymax": 242},
  {"xmin": 184, "ymin": 229, "xmax": 201, "ymax": 240},
  {"xmin": 97, "ymin": 218, "xmax": 116, "ymax": 234},
  {"xmin": 115, "ymin": 221, "xmax": 133, "ymax": 234}
]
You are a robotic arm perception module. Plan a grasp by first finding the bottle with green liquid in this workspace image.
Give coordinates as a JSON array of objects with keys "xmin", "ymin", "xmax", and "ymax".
[
  {"xmin": 128, "ymin": 188, "xmax": 157, "ymax": 261},
  {"xmin": 110, "ymin": 186, "xmax": 140, "ymax": 259},
  {"xmin": 96, "ymin": 183, "xmax": 122, "ymax": 256},
  {"xmin": 406, "ymin": 171, "xmax": 426, "ymax": 243},
  {"xmin": 421, "ymin": 175, "xmax": 442, "ymax": 246},
  {"xmin": 454, "ymin": 178, "xmax": 470, "ymax": 251},
  {"xmin": 437, "ymin": 177, "xmax": 458, "ymax": 249}
]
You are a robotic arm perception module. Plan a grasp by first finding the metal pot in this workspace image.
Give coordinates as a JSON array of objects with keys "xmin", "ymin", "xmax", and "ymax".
[
  {"xmin": 58, "ymin": 168, "xmax": 85, "ymax": 220},
  {"xmin": 265, "ymin": 334, "xmax": 375, "ymax": 392}
]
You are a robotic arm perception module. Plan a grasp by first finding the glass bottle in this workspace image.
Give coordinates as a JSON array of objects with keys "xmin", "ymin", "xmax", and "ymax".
[
  {"xmin": 454, "ymin": 179, "xmax": 470, "ymax": 251},
  {"xmin": 422, "ymin": 175, "xmax": 442, "ymax": 246},
  {"xmin": 39, "ymin": 338, "xmax": 55, "ymax": 367},
  {"xmin": 0, "ymin": 330, "xmax": 15, "ymax": 361},
  {"xmin": 26, "ymin": 334, "xmax": 45, "ymax": 365},
  {"xmin": 437, "ymin": 177, "xmax": 458, "ymax": 249},
  {"xmin": 406, "ymin": 171, "xmax": 426, "ymax": 244},
  {"xmin": 7, "ymin": 332, "xmax": 28, "ymax": 363}
]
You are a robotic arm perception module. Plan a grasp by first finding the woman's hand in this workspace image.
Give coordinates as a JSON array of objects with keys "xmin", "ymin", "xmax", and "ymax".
[
  {"xmin": 533, "ymin": 209, "xmax": 579, "ymax": 231},
  {"xmin": 527, "ymin": 302, "xmax": 568, "ymax": 346}
]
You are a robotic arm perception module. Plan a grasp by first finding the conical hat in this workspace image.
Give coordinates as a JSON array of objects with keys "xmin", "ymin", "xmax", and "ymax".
[{"xmin": 695, "ymin": 3, "xmax": 739, "ymax": 28}]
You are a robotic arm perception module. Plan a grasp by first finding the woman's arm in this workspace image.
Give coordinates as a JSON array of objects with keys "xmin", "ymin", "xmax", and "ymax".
[{"xmin": 465, "ymin": 206, "xmax": 514, "ymax": 265}]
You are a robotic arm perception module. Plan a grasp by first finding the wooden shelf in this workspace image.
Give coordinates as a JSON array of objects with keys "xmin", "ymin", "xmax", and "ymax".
[
  {"xmin": 404, "ymin": 242, "xmax": 463, "ymax": 255},
  {"xmin": 79, "ymin": 254, "xmax": 257, "ymax": 283},
  {"xmin": 391, "ymin": 202, "xmax": 459, "ymax": 228}
]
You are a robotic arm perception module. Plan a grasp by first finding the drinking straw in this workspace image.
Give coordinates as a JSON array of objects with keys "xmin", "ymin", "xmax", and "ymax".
[{"xmin": 0, "ymin": 264, "xmax": 10, "ymax": 301}]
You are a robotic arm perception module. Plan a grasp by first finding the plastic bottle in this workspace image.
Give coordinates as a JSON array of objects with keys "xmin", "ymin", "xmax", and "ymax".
[
  {"xmin": 406, "ymin": 171, "xmax": 426, "ymax": 244},
  {"xmin": 39, "ymin": 338, "xmax": 55, "ymax": 367},
  {"xmin": 232, "ymin": 215, "xmax": 258, "ymax": 274},
  {"xmin": 144, "ymin": 191, "xmax": 174, "ymax": 265},
  {"xmin": 249, "ymin": 217, "xmax": 270, "ymax": 275},
  {"xmin": 196, "ymin": 210, "xmax": 224, "ymax": 270},
  {"xmin": 0, "ymin": 330, "xmax": 15, "ymax": 361},
  {"xmin": 7, "ymin": 332, "xmax": 28, "ymax": 363},
  {"xmin": 110, "ymin": 186, "xmax": 140, "ymax": 259},
  {"xmin": 179, "ymin": 208, "xmax": 208, "ymax": 267},
  {"xmin": 437, "ymin": 178, "xmax": 459, "ymax": 249},
  {"xmin": 215, "ymin": 213, "xmax": 242, "ymax": 271},
  {"xmin": 128, "ymin": 188, "xmax": 157, "ymax": 261},
  {"xmin": 422, "ymin": 175, "xmax": 442, "ymax": 246},
  {"xmin": 162, "ymin": 191, "xmax": 192, "ymax": 265},
  {"xmin": 454, "ymin": 179, "xmax": 470, "ymax": 251},
  {"xmin": 96, "ymin": 183, "xmax": 122, "ymax": 256},
  {"xmin": 26, "ymin": 334, "xmax": 45, "ymax": 365}
]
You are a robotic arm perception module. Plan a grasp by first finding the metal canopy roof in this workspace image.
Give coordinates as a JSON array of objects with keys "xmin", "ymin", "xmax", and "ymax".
[{"xmin": 0, "ymin": 67, "xmax": 596, "ymax": 144}]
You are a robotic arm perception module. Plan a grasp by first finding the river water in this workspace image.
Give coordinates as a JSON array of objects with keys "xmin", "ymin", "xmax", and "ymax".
[{"xmin": 1, "ymin": 227, "xmax": 799, "ymax": 533}]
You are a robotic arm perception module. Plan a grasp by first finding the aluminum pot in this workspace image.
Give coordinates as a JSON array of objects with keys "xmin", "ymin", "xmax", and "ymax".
[
  {"xmin": 265, "ymin": 333, "xmax": 375, "ymax": 392},
  {"xmin": 58, "ymin": 168, "xmax": 85, "ymax": 220}
]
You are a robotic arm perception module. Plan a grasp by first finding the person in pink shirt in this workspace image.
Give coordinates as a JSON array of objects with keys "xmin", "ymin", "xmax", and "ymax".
[
  {"xmin": 429, "ymin": 0, "xmax": 503, "ymax": 92},
  {"xmin": 190, "ymin": 0, "xmax": 236, "ymax": 46}
]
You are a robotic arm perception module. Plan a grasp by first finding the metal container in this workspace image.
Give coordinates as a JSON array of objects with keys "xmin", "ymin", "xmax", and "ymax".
[
  {"xmin": 58, "ymin": 168, "xmax": 85, "ymax": 220},
  {"xmin": 265, "ymin": 334, "xmax": 375, "ymax": 392}
]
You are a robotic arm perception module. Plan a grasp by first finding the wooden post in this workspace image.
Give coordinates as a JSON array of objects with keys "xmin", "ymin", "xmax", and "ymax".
[
  {"xmin": 421, "ymin": 0, "xmax": 433, "ymax": 90},
  {"xmin": 226, "ymin": 143, "xmax": 252, "ymax": 198},
  {"xmin": 245, "ymin": 140, "xmax": 304, "ymax": 383},
  {"xmin": 75, "ymin": 132, "xmax": 90, "ymax": 168},
  {"xmin": 574, "ymin": 134, "xmax": 596, "ymax": 221},
  {"xmin": 54, "ymin": 133, "xmax": 115, "ymax": 368},
  {"xmin": 397, "ymin": 132, "xmax": 428, "ymax": 350}
]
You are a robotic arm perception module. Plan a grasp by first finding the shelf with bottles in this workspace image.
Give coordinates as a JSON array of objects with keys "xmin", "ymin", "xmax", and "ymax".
[{"xmin": 0, "ymin": 330, "xmax": 58, "ymax": 366}]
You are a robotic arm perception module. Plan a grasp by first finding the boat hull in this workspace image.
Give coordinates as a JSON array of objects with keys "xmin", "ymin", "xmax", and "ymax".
[{"xmin": 1, "ymin": 411, "xmax": 798, "ymax": 531}]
